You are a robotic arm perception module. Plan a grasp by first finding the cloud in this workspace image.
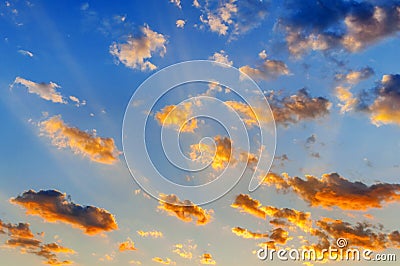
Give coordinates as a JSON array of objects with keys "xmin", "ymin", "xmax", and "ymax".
[
  {"xmin": 18, "ymin": 49, "xmax": 34, "ymax": 57},
  {"xmin": 198, "ymin": 0, "xmax": 268, "ymax": 38},
  {"xmin": 169, "ymin": 0, "xmax": 181, "ymax": 9},
  {"xmin": 176, "ymin": 19, "xmax": 185, "ymax": 28},
  {"xmin": 231, "ymin": 227, "xmax": 268, "ymax": 239},
  {"xmin": 137, "ymin": 230, "xmax": 163, "ymax": 238},
  {"xmin": 189, "ymin": 135, "xmax": 232, "ymax": 171},
  {"xmin": 224, "ymin": 101, "xmax": 259, "ymax": 128},
  {"xmin": 269, "ymin": 89, "xmax": 331, "ymax": 126},
  {"xmin": 239, "ymin": 59, "xmax": 290, "ymax": 81},
  {"xmin": 231, "ymin": 194, "xmax": 267, "ymax": 219},
  {"xmin": 172, "ymin": 242, "xmax": 196, "ymax": 259},
  {"xmin": 40, "ymin": 115, "xmax": 120, "ymax": 164},
  {"xmin": 335, "ymin": 67, "xmax": 374, "ymax": 84},
  {"xmin": 264, "ymin": 206, "xmax": 311, "ymax": 232},
  {"xmin": 110, "ymin": 25, "xmax": 167, "ymax": 71},
  {"xmin": 209, "ymin": 50, "xmax": 233, "ymax": 66},
  {"xmin": 269, "ymin": 228, "xmax": 289, "ymax": 245},
  {"xmin": 152, "ymin": 257, "xmax": 176, "ymax": 265},
  {"xmin": 315, "ymin": 218, "xmax": 388, "ymax": 250},
  {"xmin": 11, "ymin": 77, "xmax": 66, "ymax": 104},
  {"xmin": 69, "ymin": 95, "xmax": 86, "ymax": 107},
  {"xmin": 361, "ymin": 74, "xmax": 400, "ymax": 126},
  {"xmin": 232, "ymin": 194, "xmax": 313, "ymax": 232},
  {"xmin": 200, "ymin": 253, "xmax": 216, "ymax": 265},
  {"xmin": 263, "ymin": 172, "xmax": 400, "ymax": 211},
  {"xmin": 10, "ymin": 189, "xmax": 118, "ymax": 235},
  {"xmin": 281, "ymin": 1, "xmax": 400, "ymax": 55},
  {"xmin": 227, "ymin": 89, "xmax": 331, "ymax": 127},
  {"xmin": 335, "ymin": 86, "xmax": 358, "ymax": 113},
  {"xmin": 0, "ymin": 219, "xmax": 74, "ymax": 265},
  {"xmin": 305, "ymin": 134, "xmax": 317, "ymax": 146},
  {"xmin": 158, "ymin": 194, "xmax": 212, "ymax": 225},
  {"xmin": 119, "ymin": 238, "xmax": 136, "ymax": 252},
  {"xmin": 155, "ymin": 102, "xmax": 198, "ymax": 133}
]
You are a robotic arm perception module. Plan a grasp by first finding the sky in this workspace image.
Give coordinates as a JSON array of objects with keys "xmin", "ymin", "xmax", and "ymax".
[{"xmin": 1, "ymin": 0, "xmax": 400, "ymax": 265}]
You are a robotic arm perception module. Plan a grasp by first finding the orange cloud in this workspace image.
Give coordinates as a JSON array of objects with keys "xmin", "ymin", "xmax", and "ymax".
[
  {"xmin": 315, "ymin": 218, "xmax": 388, "ymax": 250},
  {"xmin": 231, "ymin": 194, "xmax": 311, "ymax": 233},
  {"xmin": 172, "ymin": 243, "xmax": 196, "ymax": 259},
  {"xmin": 0, "ymin": 219, "xmax": 74, "ymax": 265},
  {"xmin": 269, "ymin": 228, "xmax": 289, "ymax": 245},
  {"xmin": 40, "ymin": 115, "xmax": 120, "ymax": 164},
  {"xmin": 264, "ymin": 206, "xmax": 311, "ymax": 232},
  {"xmin": 119, "ymin": 238, "xmax": 136, "ymax": 252},
  {"xmin": 231, "ymin": 194, "xmax": 266, "ymax": 219},
  {"xmin": 263, "ymin": 172, "xmax": 400, "ymax": 211},
  {"xmin": 158, "ymin": 194, "xmax": 212, "ymax": 225},
  {"xmin": 11, "ymin": 189, "xmax": 118, "ymax": 235},
  {"xmin": 200, "ymin": 253, "xmax": 216, "ymax": 265},
  {"xmin": 231, "ymin": 227, "xmax": 268, "ymax": 239},
  {"xmin": 189, "ymin": 135, "xmax": 232, "ymax": 170},
  {"xmin": 155, "ymin": 102, "xmax": 198, "ymax": 133},
  {"xmin": 152, "ymin": 257, "xmax": 176, "ymax": 265},
  {"xmin": 137, "ymin": 230, "xmax": 163, "ymax": 238}
]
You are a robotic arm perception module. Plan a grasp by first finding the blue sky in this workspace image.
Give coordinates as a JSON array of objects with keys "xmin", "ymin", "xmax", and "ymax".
[{"xmin": 1, "ymin": 0, "xmax": 400, "ymax": 265}]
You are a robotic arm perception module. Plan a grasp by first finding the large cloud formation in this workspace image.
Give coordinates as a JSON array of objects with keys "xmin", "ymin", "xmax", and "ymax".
[
  {"xmin": 10, "ymin": 189, "xmax": 118, "ymax": 235},
  {"xmin": 110, "ymin": 25, "xmax": 167, "ymax": 71},
  {"xmin": 263, "ymin": 172, "xmax": 400, "ymax": 211},
  {"xmin": 281, "ymin": 0, "xmax": 400, "ymax": 56},
  {"xmin": 158, "ymin": 194, "xmax": 212, "ymax": 225},
  {"xmin": 11, "ymin": 77, "xmax": 66, "ymax": 104},
  {"xmin": 0, "ymin": 219, "xmax": 74, "ymax": 265},
  {"xmin": 40, "ymin": 115, "xmax": 120, "ymax": 164}
]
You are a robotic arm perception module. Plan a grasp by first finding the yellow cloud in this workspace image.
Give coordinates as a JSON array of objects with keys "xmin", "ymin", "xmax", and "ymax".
[
  {"xmin": 189, "ymin": 135, "xmax": 232, "ymax": 171},
  {"xmin": 137, "ymin": 230, "xmax": 163, "ymax": 238},
  {"xmin": 155, "ymin": 102, "xmax": 198, "ymax": 133}
]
